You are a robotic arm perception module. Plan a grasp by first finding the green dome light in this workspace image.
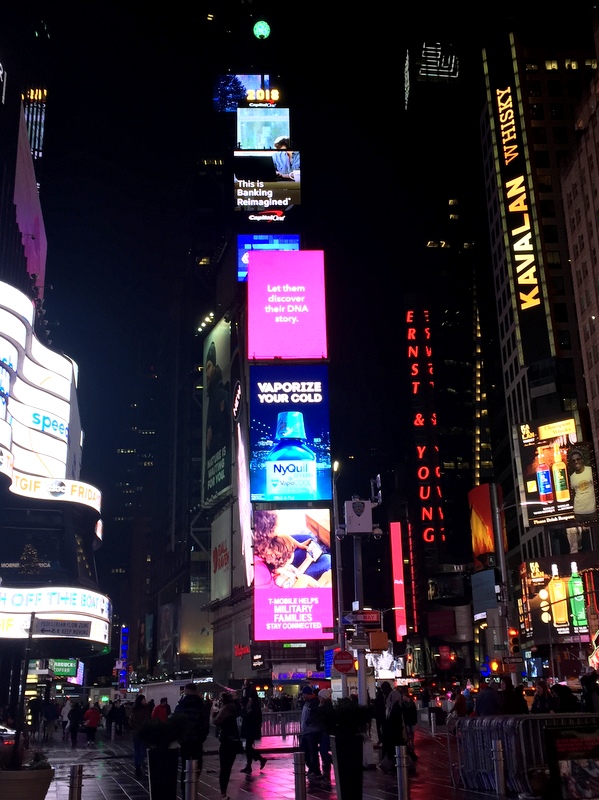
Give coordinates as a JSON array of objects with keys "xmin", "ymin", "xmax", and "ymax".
[{"xmin": 253, "ymin": 20, "xmax": 271, "ymax": 40}]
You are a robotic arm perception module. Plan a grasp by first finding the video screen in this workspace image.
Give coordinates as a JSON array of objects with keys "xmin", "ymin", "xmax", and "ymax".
[
  {"xmin": 237, "ymin": 233, "xmax": 300, "ymax": 282},
  {"xmin": 247, "ymin": 250, "xmax": 327, "ymax": 360},
  {"xmin": 249, "ymin": 363, "xmax": 331, "ymax": 503},
  {"xmin": 213, "ymin": 74, "xmax": 279, "ymax": 112},
  {"xmin": 253, "ymin": 506, "xmax": 334, "ymax": 642},
  {"xmin": 237, "ymin": 107, "xmax": 290, "ymax": 150},
  {"xmin": 233, "ymin": 150, "xmax": 301, "ymax": 213}
]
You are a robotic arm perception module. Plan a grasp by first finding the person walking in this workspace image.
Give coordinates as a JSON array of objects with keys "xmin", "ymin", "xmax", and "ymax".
[
  {"xmin": 239, "ymin": 679, "xmax": 267, "ymax": 774},
  {"xmin": 378, "ymin": 682, "xmax": 404, "ymax": 774},
  {"xmin": 373, "ymin": 685, "xmax": 386, "ymax": 747},
  {"xmin": 83, "ymin": 702, "xmax": 102, "ymax": 746},
  {"xmin": 214, "ymin": 692, "xmax": 242, "ymax": 800},
  {"xmin": 530, "ymin": 680, "xmax": 553, "ymax": 713},
  {"xmin": 317, "ymin": 688, "xmax": 334, "ymax": 789},
  {"xmin": 173, "ymin": 682, "xmax": 211, "ymax": 794},
  {"xmin": 300, "ymin": 686, "xmax": 323, "ymax": 785},
  {"xmin": 151, "ymin": 697, "xmax": 171, "ymax": 722},
  {"xmin": 129, "ymin": 694, "xmax": 151, "ymax": 777},
  {"xmin": 513, "ymin": 684, "xmax": 530, "ymax": 714},
  {"xmin": 60, "ymin": 699, "xmax": 72, "ymax": 740},
  {"xmin": 399, "ymin": 688, "xmax": 418, "ymax": 750},
  {"xmin": 474, "ymin": 679, "xmax": 500, "ymax": 717},
  {"xmin": 67, "ymin": 701, "xmax": 84, "ymax": 748}
]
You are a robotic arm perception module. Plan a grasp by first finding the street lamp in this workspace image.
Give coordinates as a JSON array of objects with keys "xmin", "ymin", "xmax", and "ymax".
[{"xmin": 332, "ymin": 461, "xmax": 348, "ymax": 697}]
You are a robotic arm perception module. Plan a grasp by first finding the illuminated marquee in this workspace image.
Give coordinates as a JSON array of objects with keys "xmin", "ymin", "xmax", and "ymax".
[{"xmin": 406, "ymin": 309, "xmax": 444, "ymax": 550}]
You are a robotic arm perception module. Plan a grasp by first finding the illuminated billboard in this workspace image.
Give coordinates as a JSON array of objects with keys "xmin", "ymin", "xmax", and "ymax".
[
  {"xmin": 247, "ymin": 250, "xmax": 327, "ymax": 361},
  {"xmin": 202, "ymin": 319, "xmax": 232, "ymax": 507},
  {"xmin": 520, "ymin": 555, "xmax": 595, "ymax": 644},
  {"xmin": 213, "ymin": 74, "xmax": 279, "ymax": 112},
  {"xmin": 233, "ymin": 150, "xmax": 300, "ymax": 213},
  {"xmin": 468, "ymin": 483, "xmax": 507, "ymax": 571},
  {"xmin": 237, "ymin": 233, "xmax": 300, "ymax": 282},
  {"xmin": 483, "ymin": 43, "xmax": 552, "ymax": 365},
  {"xmin": 518, "ymin": 418, "xmax": 598, "ymax": 526},
  {"xmin": 0, "ymin": 281, "xmax": 100, "ymax": 510},
  {"xmin": 252, "ymin": 507, "xmax": 334, "ymax": 642},
  {"xmin": 237, "ymin": 107, "xmax": 290, "ymax": 150},
  {"xmin": 249, "ymin": 364, "xmax": 331, "ymax": 502},
  {"xmin": 0, "ymin": 585, "xmax": 111, "ymax": 645},
  {"xmin": 389, "ymin": 522, "xmax": 408, "ymax": 639}
]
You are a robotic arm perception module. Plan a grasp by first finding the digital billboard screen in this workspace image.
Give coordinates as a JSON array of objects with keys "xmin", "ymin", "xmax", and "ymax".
[
  {"xmin": 237, "ymin": 233, "xmax": 300, "ymax": 282},
  {"xmin": 249, "ymin": 364, "xmax": 331, "ymax": 503},
  {"xmin": 237, "ymin": 107, "xmax": 290, "ymax": 150},
  {"xmin": 518, "ymin": 418, "xmax": 599, "ymax": 526},
  {"xmin": 247, "ymin": 250, "xmax": 327, "ymax": 360},
  {"xmin": 252, "ymin": 506, "xmax": 334, "ymax": 642},
  {"xmin": 234, "ymin": 150, "xmax": 300, "ymax": 213},
  {"xmin": 520, "ymin": 554, "xmax": 595, "ymax": 644},
  {"xmin": 213, "ymin": 74, "xmax": 279, "ymax": 112}
]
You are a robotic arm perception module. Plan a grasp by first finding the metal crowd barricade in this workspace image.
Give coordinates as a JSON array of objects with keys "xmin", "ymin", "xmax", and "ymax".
[
  {"xmin": 448, "ymin": 712, "xmax": 599, "ymax": 795},
  {"xmin": 261, "ymin": 711, "xmax": 302, "ymax": 740}
]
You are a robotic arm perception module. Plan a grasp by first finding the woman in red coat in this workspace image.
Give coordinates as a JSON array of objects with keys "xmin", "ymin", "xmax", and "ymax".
[{"xmin": 83, "ymin": 703, "xmax": 102, "ymax": 746}]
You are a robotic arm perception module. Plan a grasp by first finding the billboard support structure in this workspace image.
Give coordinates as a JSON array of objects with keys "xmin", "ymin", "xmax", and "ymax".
[
  {"xmin": 332, "ymin": 462, "xmax": 348, "ymax": 697},
  {"xmin": 490, "ymin": 483, "xmax": 510, "ymax": 672}
]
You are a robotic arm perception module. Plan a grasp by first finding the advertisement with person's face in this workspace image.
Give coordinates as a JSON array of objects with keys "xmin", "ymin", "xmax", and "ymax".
[
  {"xmin": 252, "ymin": 507, "xmax": 334, "ymax": 642},
  {"xmin": 202, "ymin": 320, "xmax": 232, "ymax": 507},
  {"xmin": 517, "ymin": 418, "xmax": 597, "ymax": 526},
  {"xmin": 520, "ymin": 554, "xmax": 593, "ymax": 644},
  {"xmin": 233, "ymin": 149, "xmax": 301, "ymax": 213},
  {"xmin": 249, "ymin": 364, "xmax": 331, "ymax": 502}
]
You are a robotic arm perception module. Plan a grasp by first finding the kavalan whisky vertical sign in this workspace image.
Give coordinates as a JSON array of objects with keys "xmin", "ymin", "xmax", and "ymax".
[{"xmin": 483, "ymin": 35, "xmax": 551, "ymax": 365}]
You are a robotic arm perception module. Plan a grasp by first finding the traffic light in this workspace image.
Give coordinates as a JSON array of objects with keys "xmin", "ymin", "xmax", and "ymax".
[
  {"xmin": 490, "ymin": 659, "xmax": 500, "ymax": 673},
  {"xmin": 508, "ymin": 627, "xmax": 521, "ymax": 656}
]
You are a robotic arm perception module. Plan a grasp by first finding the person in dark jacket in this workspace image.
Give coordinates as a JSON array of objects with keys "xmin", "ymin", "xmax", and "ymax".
[
  {"xmin": 513, "ymin": 685, "xmax": 529, "ymax": 714},
  {"xmin": 129, "ymin": 695, "xmax": 151, "ymax": 776},
  {"xmin": 214, "ymin": 692, "xmax": 241, "ymax": 800},
  {"xmin": 379, "ymin": 683, "xmax": 405, "ymax": 773},
  {"xmin": 550, "ymin": 683, "xmax": 580, "ymax": 713},
  {"xmin": 174, "ymin": 683, "xmax": 211, "ymax": 793},
  {"xmin": 239, "ymin": 679, "xmax": 267, "ymax": 774},
  {"xmin": 530, "ymin": 681, "xmax": 553, "ymax": 713},
  {"xmin": 300, "ymin": 686, "xmax": 323, "ymax": 784},
  {"xmin": 581, "ymin": 671, "xmax": 599, "ymax": 712},
  {"xmin": 67, "ymin": 701, "xmax": 84, "ymax": 748},
  {"xmin": 474, "ymin": 680, "xmax": 500, "ymax": 716}
]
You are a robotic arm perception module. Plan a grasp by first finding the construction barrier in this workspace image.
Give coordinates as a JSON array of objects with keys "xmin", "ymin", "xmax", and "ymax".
[{"xmin": 447, "ymin": 712, "xmax": 599, "ymax": 795}]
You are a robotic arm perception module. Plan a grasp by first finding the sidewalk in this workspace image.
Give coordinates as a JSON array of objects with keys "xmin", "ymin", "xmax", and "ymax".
[{"xmin": 37, "ymin": 724, "xmax": 501, "ymax": 800}]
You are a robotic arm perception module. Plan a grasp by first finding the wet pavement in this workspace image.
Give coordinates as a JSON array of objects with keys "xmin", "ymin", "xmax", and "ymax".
[{"xmin": 34, "ymin": 723, "xmax": 507, "ymax": 799}]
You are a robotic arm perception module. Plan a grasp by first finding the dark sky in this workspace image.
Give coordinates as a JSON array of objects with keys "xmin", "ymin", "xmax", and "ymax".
[{"xmin": 17, "ymin": 2, "xmax": 599, "ymax": 496}]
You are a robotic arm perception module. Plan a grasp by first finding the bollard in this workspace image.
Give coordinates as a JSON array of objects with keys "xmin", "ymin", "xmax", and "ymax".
[
  {"xmin": 430, "ymin": 708, "xmax": 436, "ymax": 736},
  {"xmin": 281, "ymin": 713, "xmax": 287, "ymax": 740},
  {"xmin": 491, "ymin": 739, "xmax": 506, "ymax": 796},
  {"xmin": 294, "ymin": 750, "xmax": 306, "ymax": 800},
  {"xmin": 68, "ymin": 763, "xmax": 83, "ymax": 800},
  {"xmin": 184, "ymin": 759, "xmax": 199, "ymax": 800},
  {"xmin": 396, "ymin": 745, "xmax": 410, "ymax": 800},
  {"xmin": 111, "ymin": 725, "xmax": 115, "ymax": 742}
]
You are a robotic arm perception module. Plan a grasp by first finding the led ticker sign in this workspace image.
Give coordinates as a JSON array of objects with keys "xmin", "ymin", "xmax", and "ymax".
[
  {"xmin": 406, "ymin": 308, "xmax": 444, "ymax": 548},
  {"xmin": 5, "ymin": 465, "xmax": 102, "ymax": 513},
  {"xmin": 247, "ymin": 250, "xmax": 327, "ymax": 361},
  {"xmin": 252, "ymin": 506, "xmax": 334, "ymax": 642},
  {"xmin": 518, "ymin": 418, "xmax": 598, "ymax": 526},
  {"xmin": 249, "ymin": 364, "xmax": 331, "ymax": 503}
]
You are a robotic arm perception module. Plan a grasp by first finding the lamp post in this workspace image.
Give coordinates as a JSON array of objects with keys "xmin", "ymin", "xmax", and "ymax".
[{"xmin": 332, "ymin": 461, "xmax": 348, "ymax": 697}]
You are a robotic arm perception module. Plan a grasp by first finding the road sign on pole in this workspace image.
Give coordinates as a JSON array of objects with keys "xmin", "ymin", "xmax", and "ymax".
[
  {"xmin": 332, "ymin": 650, "xmax": 355, "ymax": 674},
  {"xmin": 32, "ymin": 619, "xmax": 92, "ymax": 638},
  {"xmin": 342, "ymin": 610, "xmax": 381, "ymax": 626}
]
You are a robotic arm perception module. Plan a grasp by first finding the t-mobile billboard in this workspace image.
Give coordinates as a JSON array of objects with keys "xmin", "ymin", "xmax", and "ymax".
[
  {"xmin": 249, "ymin": 364, "xmax": 331, "ymax": 502},
  {"xmin": 247, "ymin": 250, "xmax": 327, "ymax": 360},
  {"xmin": 252, "ymin": 507, "xmax": 334, "ymax": 642}
]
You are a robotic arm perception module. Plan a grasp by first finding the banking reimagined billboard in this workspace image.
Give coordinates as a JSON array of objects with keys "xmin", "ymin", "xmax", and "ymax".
[
  {"xmin": 247, "ymin": 250, "xmax": 327, "ymax": 360},
  {"xmin": 249, "ymin": 364, "xmax": 331, "ymax": 503},
  {"xmin": 233, "ymin": 150, "xmax": 301, "ymax": 214},
  {"xmin": 252, "ymin": 506, "xmax": 334, "ymax": 642}
]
